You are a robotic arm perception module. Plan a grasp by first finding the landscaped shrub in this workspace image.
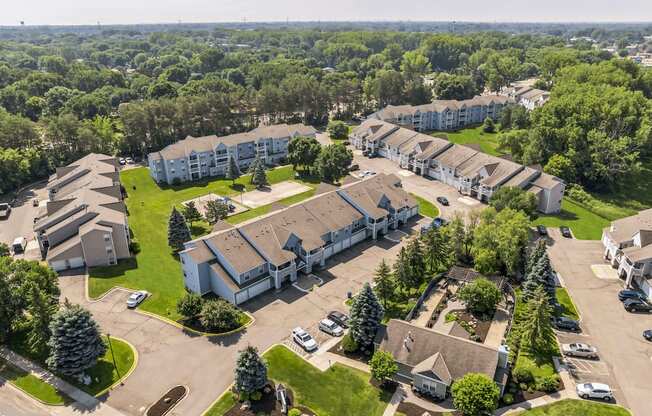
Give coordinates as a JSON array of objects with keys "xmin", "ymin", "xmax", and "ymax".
[
  {"xmin": 172, "ymin": 177, "xmax": 181, "ymax": 185},
  {"xmin": 250, "ymin": 391, "xmax": 262, "ymax": 401},
  {"xmin": 341, "ymin": 333, "xmax": 358, "ymax": 353},
  {"xmin": 512, "ymin": 366, "xmax": 534, "ymax": 384},
  {"xmin": 288, "ymin": 409, "xmax": 302, "ymax": 416},
  {"xmin": 129, "ymin": 240, "xmax": 141, "ymax": 254},
  {"xmin": 502, "ymin": 393, "xmax": 514, "ymax": 405},
  {"xmin": 536, "ymin": 374, "xmax": 560, "ymax": 392},
  {"xmin": 199, "ymin": 299, "xmax": 242, "ymax": 332}
]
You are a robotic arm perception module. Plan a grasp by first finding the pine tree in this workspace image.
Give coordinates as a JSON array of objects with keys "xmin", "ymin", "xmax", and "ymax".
[
  {"xmin": 234, "ymin": 345, "xmax": 267, "ymax": 395},
  {"xmin": 182, "ymin": 201, "xmax": 202, "ymax": 226},
  {"xmin": 204, "ymin": 200, "xmax": 229, "ymax": 224},
  {"xmin": 421, "ymin": 226, "xmax": 452, "ymax": 274},
  {"xmin": 168, "ymin": 207, "xmax": 191, "ymax": 251},
  {"xmin": 251, "ymin": 161, "xmax": 268, "ymax": 188},
  {"xmin": 405, "ymin": 238, "xmax": 426, "ymax": 284},
  {"xmin": 46, "ymin": 302, "xmax": 107, "ymax": 376},
  {"xmin": 27, "ymin": 283, "xmax": 57, "ymax": 356},
  {"xmin": 526, "ymin": 239, "xmax": 546, "ymax": 276},
  {"xmin": 226, "ymin": 155, "xmax": 241, "ymax": 184},
  {"xmin": 248, "ymin": 155, "xmax": 261, "ymax": 181},
  {"xmin": 520, "ymin": 286, "xmax": 556, "ymax": 354},
  {"xmin": 523, "ymin": 252, "xmax": 555, "ymax": 301},
  {"xmin": 373, "ymin": 259, "xmax": 395, "ymax": 308},
  {"xmin": 393, "ymin": 247, "xmax": 416, "ymax": 293},
  {"xmin": 349, "ymin": 283, "xmax": 384, "ymax": 348}
]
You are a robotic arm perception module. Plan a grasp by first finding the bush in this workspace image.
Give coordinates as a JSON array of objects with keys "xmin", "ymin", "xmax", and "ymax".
[
  {"xmin": 502, "ymin": 393, "xmax": 514, "ymax": 405},
  {"xmin": 176, "ymin": 292, "xmax": 204, "ymax": 320},
  {"xmin": 172, "ymin": 177, "xmax": 182, "ymax": 185},
  {"xmin": 537, "ymin": 374, "xmax": 560, "ymax": 392},
  {"xmin": 199, "ymin": 299, "xmax": 242, "ymax": 332},
  {"xmin": 512, "ymin": 366, "xmax": 534, "ymax": 384},
  {"xmin": 129, "ymin": 240, "xmax": 141, "ymax": 254},
  {"xmin": 341, "ymin": 333, "xmax": 359, "ymax": 353},
  {"xmin": 250, "ymin": 391, "xmax": 262, "ymax": 401},
  {"xmin": 288, "ymin": 409, "xmax": 302, "ymax": 416}
]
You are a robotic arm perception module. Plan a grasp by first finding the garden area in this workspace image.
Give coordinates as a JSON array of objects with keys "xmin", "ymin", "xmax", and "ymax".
[
  {"xmin": 205, "ymin": 345, "xmax": 393, "ymax": 416},
  {"xmin": 88, "ymin": 165, "xmax": 317, "ymax": 321}
]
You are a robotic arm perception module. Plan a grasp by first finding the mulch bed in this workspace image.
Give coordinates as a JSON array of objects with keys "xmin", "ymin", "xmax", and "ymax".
[
  {"xmin": 225, "ymin": 384, "xmax": 316, "ymax": 416},
  {"xmin": 327, "ymin": 338, "xmax": 372, "ymax": 364},
  {"xmin": 447, "ymin": 310, "xmax": 491, "ymax": 342},
  {"xmin": 146, "ymin": 385, "xmax": 187, "ymax": 416},
  {"xmin": 396, "ymin": 402, "xmax": 460, "ymax": 416}
]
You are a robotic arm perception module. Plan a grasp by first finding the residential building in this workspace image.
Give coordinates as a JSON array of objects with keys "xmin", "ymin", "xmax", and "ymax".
[
  {"xmin": 602, "ymin": 209, "xmax": 652, "ymax": 296},
  {"xmin": 180, "ymin": 174, "xmax": 418, "ymax": 305},
  {"xmin": 368, "ymin": 95, "xmax": 511, "ymax": 132},
  {"xmin": 33, "ymin": 154, "xmax": 130, "ymax": 271},
  {"xmin": 500, "ymin": 80, "xmax": 550, "ymax": 110},
  {"xmin": 148, "ymin": 123, "xmax": 317, "ymax": 185},
  {"xmin": 375, "ymin": 319, "xmax": 509, "ymax": 399},
  {"xmin": 350, "ymin": 120, "xmax": 565, "ymax": 213}
]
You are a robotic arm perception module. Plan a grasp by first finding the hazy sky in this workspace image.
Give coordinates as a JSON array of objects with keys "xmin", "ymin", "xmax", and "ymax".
[{"xmin": 2, "ymin": 0, "xmax": 652, "ymax": 26}]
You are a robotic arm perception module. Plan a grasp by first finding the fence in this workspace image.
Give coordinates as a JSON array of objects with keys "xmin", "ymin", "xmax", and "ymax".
[{"xmin": 404, "ymin": 272, "xmax": 445, "ymax": 322}]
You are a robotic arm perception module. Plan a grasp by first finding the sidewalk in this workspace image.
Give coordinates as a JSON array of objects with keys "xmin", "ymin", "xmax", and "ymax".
[{"xmin": 0, "ymin": 347, "xmax": 125, "ymax": 416}]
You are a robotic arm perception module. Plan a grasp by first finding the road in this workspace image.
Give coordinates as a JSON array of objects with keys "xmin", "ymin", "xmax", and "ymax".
[
  {"xmin": 0, "ymin": 382, "xmax": 54, "ymax": 416},
  {"xmin": 547, "ymin": 229, "xmax": 652, "ymax": 416}
]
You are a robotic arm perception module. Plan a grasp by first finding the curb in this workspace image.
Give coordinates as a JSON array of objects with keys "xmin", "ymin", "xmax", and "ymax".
[
  {"xmin": 200, "ymin": 383, "xmax": 235, "ymax": 416},
  {"xmin": 93, "ymin": 336, "xmax": 139, "ymax": 397},
  {"xmin": 145, "ymin": 384, "xmax": 189, "ymax": 416},
  {"xmin": 0, "ymin": 372, "xmax": 68, "ymax": 407}
]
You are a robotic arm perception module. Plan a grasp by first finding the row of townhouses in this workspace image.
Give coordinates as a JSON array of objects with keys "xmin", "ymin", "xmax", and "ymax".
[
  {"xmin": 499, "ymin": 80, "xmax": 550, "ymax": 111},
  {"xmin": 367, "ymin": 95, "xmax": 511, "ymax": 132},
  {"xmin": 33, "ymin": 154, "xmax": 131, "ymax": 271},
  {"xmin": 148, "ymin": 123, "xmax": 317, "ymax": 185},
  {"xmin": 350, "ymin": 119, "xmax": 565, "ymax": 213},
  {"xmin": 180, "ymin": 173, "xmax": 419, "ymax": 305},
  {"xmin": 602, "ymin": 209, "xmax": 652, "ymax": 297}
]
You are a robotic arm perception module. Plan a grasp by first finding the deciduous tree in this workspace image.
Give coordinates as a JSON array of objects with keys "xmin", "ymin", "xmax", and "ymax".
[{"xmin": 451, "ymin": 373, "xmax": 500, "ymax": 416}]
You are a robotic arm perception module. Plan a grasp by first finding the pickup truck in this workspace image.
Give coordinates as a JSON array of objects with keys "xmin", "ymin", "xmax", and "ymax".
[{"xmin": 0, "ymin": 203, "xmax": 11, "ymax": 219}]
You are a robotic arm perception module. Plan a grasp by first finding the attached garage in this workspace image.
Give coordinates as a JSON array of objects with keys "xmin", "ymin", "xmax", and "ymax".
[
  {"xmin": 50, "ymin": 257, "xmax": 85, "ymax": 272},
  {"xmin": 351, "ymin": 229, "xmax": 367, "ymax": 245},
  {"xmin": 636, "ymin": 276, "xmax": 652, "ymax": 298},
  {"xmin": 323, "ymin": 245, "xmax": 333, "ymax": 259},
  {"xmin": 234, "ymin": 276, "xmax": 273, "ymax": 305}
]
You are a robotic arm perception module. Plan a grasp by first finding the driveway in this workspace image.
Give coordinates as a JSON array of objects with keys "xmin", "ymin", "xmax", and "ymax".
[
  {"xmin": 352, "ymin": 152, "xmax": 484, "ymax": 220},
  {"xmin": 547, "ymin": 234, "xmax": 652, "ymax": 416},
  {"xmin": 53, "ymin": 219, "xmax": 425, "ymax": 416},
  {"xmin": 0, "ymin": 181, "xmax": 47, "ymax": 247}
]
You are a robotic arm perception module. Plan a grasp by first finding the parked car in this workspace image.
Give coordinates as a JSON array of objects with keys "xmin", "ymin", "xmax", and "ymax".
[
  {"xmin": 561, "ymin": 343, "xmax": 598, "ymax": 359},
  {"xmin": 362, "ymin": 150, "xmax": 370, "ymax": 157},
  {"xmin": 554, "ymin": 316, "xmax": 580, "ymax": 331},
  {"xmin": 618, "ymin": 289, "xmax": 648, "ymax": 302},
  {"xmin": 560, "ymin": 226, "xmax": 572, "ymax": 238},
  {"xmin": 436, "ymin": 196, "xmax": 449, "ymax": 206},
  {"xmin": 125, "ymin": 157, "xmax": 134, "ymax": 164},
  {"xmin": 119, "ymin": 157, "xmax": 126, "ymax": 165},
  {"xmin": 32, "ymin": 198, "xmax": 39, "ymax": 207},
  {"xmin": 576, "ymin": 382, "xmax": 613, "ymax": 401},
  {"xmin": 0, "ymin": 202, "xmax": 11, "ymax": 219},
  {"xmin": 292, "ymin": 327, "xmax": 318, "ymax": 352},
  {"xmin": 643, "ymin": 329, "xmax": 652, "ymax": 341},
  {"xmin": 349, "ymin": 163, "xmax": 359, "ymax": 172},
  {"xmin": 11, "ymin": 237, "xmax": 26, "ymax": 254},
  {"xmin": 126, "ymin": 290, "xmax": 148, "ymax": 308},
  {"xmin": 623, "ymin": 298, "xmax": 652, "ymax": 313},
  {"xmin": 327, "ymin": 311, "xmax": 350, "ymax": 328},
  {"xmin": 319, "ymin": 319, "xmax": 344, "ymax": 336},
  {"xmin": 536, "ymin": 225, "xmax": 548, "ymax": 236}
]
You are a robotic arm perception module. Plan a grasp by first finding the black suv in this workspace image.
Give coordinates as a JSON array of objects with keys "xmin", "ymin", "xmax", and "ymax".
[
  {"xmin": 554, "ymin": 316, "xmax": 580, "ymax": 331},
  {"xmin": 624, "ymin": 298, "xmax": 652, "ymax": 313},
  {"xmin": 436, "ymin": 196, "xmax": 449, "ymax": 206},
  {"xmin": 643, "ymin": 330, "xmax": 652, "ymax": 341},
  {"xmin": 327, "ymin": 311, "xmax": 350, "ymax": 328},
  {"xmin": 560, "ymin": 226, "xmax": 572, "ymax": 238},
  {"xmin": 618, "ymin": 290, "xmax": 647, "ymax": 302},
  {"xmin": 536, "ymin": 225, "xmax": 548, "ymax": 236}
]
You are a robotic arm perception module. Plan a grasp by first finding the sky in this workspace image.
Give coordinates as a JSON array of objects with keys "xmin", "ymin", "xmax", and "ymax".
[{"xmin": 1, "ymin": 0, "xmax": 651, "ymax": 26}]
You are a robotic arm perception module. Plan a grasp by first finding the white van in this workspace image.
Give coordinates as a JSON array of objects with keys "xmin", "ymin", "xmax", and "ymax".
[{"xmin": 12, "ymin": 237, "xmax": 27, "ymax": 254}]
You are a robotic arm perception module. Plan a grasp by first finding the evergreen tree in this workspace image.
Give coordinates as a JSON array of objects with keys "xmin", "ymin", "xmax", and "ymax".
[
  {"xmin": 421, "ymin": 226, "xmax": 452, "ymax": 274},
  {"xmin": 46, "ymin": 302, "xmax": 106, "ymax": 376},
  {"xmin": 182, "ymin": 201, "xmax": 202, "ymax": 226},
  {"xmin": 204, "ymin": 200, "xmax": 229, "ymax": 224},
  {"xmin": 27, "ymin": 283, "xmax": 57, "ymax": 356},
  {"xmin": 523, "ymin": 251, "xmax": 555, "ymax": 301},
  {"xmin": 251, "ymin": 161, "xmax": 268, "ymax": 188},
  {"xmin": 520, "ymin": 286, "xmax": 556, "ymax": 354},
  {"xmin": 248, "ymin": 154, "xmax": 262, "ymax": 181},
  {"xmin": 482, "ymin": 117, "xmax": 496, "ymax": 133},
  {"xmin": 373, "ymin": 259, "xmax": 395, "ymax": 308},
  {"xmin": 349, "ymin": 283, "xmax": 384, "ymax": 348},
  {"xmin": 405, "ymin": 237, "xmax": 426, "ymax": 284},
  {"xmin": 526, "ymin": 239, "xmax": 546, "ymax": 276},
  {"xmin": 393, "ymin": 247, "xmax": 416, "ymax": 293},
  {"xmin": 226, "ymin": 155, "xmax": 241, "ymax": 184},
  {"xmin": 234, "ymin": 345, "xmax": 267, "ymax": 395},
  {"xmin": 168, "ymin": 207, "xmax": 191, "ymax": 251}
]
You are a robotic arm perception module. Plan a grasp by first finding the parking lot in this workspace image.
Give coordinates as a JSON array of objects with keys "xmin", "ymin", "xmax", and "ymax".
[
  {"xmin": 351, "ymin": 151, "xmax": 484, "ymax": 219},
  {"xmin": 547, "ymin": 235, "xmax": 652, "ymax": 415},
  {"xmin": 0, "ymin": 181, "xmax": 48, "ymax": 257}
]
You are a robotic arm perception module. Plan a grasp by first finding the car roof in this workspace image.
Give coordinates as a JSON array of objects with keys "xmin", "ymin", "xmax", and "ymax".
[
  {"xmin": 329, "ymin": 310, "xmax": 345, "ymax": 317},
  {"xmin": 321, "ymin": 318, "xmax": 335, "ymax": 325},
  {"xmin": 293, "ymin": 326, "xmax": 306, "ymax": 333},
  {"xmin": 588, "ymin": 382, "xmax": 611, "ymax": 390}
]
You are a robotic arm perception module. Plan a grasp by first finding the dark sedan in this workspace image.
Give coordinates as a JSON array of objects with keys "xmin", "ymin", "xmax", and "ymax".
[
  {"xmin": 554, "ymin": 316, "xmax": 580, "ymax": 331},
  {"xmin": 327, "ymin": 310, "xmax": 350, "ymax": 328},
  {"xmin": 560, "ymin": 226, "xmax": 572, "ymax": 238},
  {"xmin": 618, "ymin": 289, "xmax": 648, "ymax": 302},
  {"xmin": 536, "ymin": 225, "xmax": 548, "ymax": 236},
  {"xmin": 436, "ymin": 196, "xmax": 450, "ymax": 206},
  {"xmin": 643, "ymin": 330, "xmax": 652, "ymax": 341},
  {"xmin": 624, "ymin": 298, "xmax": 652, "ymax": 313}
]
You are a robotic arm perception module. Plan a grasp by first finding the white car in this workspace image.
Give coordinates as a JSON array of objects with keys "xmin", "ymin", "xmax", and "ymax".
[
  {"xmin": 126, "ymin": 290, "xmax": 148, "ymax": 308},
  {"xmin": 319, "ymin": 319, "xmax": 344, "ymax": 337},
  {"xmin": 125, "ymin": 157, "xmax": 134, "ymax": 164},
  {"xmin": 561, "ymin": 343, "xmax": 598, "ymax": 359},
  {"xmin": 576, "ymin": 382, "xmax": 613, "ymax": 401},
  {"xmin": 118, "ymin": 158, "xmax": 126, "ymax": 165},
  {"xmin": 292, "ymin": 327, "xmax": 318, "ymax": 351}
]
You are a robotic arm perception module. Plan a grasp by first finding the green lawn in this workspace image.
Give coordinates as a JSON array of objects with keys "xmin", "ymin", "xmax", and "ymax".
[
  {"xmin": 89, "ymin": 166, "xmax": 315, "ymax": 320},
  {"xmin": 536, "ymin": 198, "xmax": 611, "ymax": 240},
  {"xmin": 555, "ymin": 287, "xmax": 580, "ymax": 320},
  {"xmin": 204, "ymin": 345, "xmax": 392, "ymax": 416},
  {"xmin": 0, "ymin": 357, "xmax": 71, "ymax": 405},
  {"xmin": 411, "ymin": 194, "xmax": 439, "ymax": 218},
  {"xmin": 431, "ymin": 125, "xmax": 504, "ymax": 156},
  {"xmin": 8, "ymin": 331, "xmax": 136, "ymax": 397},
  {"xmin": 514, "ymin": 399, "xmax": 631, "ymax": 415}
]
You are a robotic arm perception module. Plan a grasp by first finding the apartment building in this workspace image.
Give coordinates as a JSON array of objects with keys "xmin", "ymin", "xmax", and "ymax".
[
  {"xmin": 350, "ymin": 120, "xmax": 565, "ymax": 213},
  {"xmin": 368, "ymin": 95, "xmax": 511, "ymax": 132},
  {"xmin": 33, "ymin": 154, "xmax": 130, "ymax": 271},
  {"xmin": 602, "ymin": 209, "xmax": 652, "ymax": 296},
  {"xmin": 500, "ymin": 80, "xmax": 550, "ymax": 110},
  {"xmin": 148, "ymin": 123, "xmax": 317, "ymax": 185},
  {"xmin": 180, "ymin": 174, "xmax": 418, "ymax": 305}
]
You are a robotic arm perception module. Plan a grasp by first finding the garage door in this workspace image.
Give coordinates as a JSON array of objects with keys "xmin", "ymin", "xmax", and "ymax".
[
  {"xmin": 378, "ymin": 149, "xmax": 388, "ymax": 158},
  {"xmin": 637, "ymin": 276, "xmax": 652, "ymax": 298},
  {"xmin": 323, "ymin": 245, "xmax": 333, "ymax": 259},
  {"xmin": 351, "ymin": 230, "xmax": 367, "ymax": 245},
  {"xmin": 235, "ymin": 277, "xmax": 272, "ymax": 305},
  {"xmin": 69, "ymin": 257, "xmax": 85, "ymax": 269},
  {"xmin": 427, "ymin": 168, "xmax": 440, "ymax": 180},
  {"xmin": 333, "ymin": 241, "xmax": 343, "ymax": 254},
  {"xmin": 50, "ymin": 260, "xmax": 67, "ymax": 272}
]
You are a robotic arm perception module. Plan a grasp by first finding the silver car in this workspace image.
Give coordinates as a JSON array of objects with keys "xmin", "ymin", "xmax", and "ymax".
[
  {"xmin": 561, "ymin": 343, "xmax": 598, "ymax": 359},
  {"xmin": 319, "ymin": 319, "xmax": 344, "ymax": 337},
  {"xmin": 126, "ymin": 290, "xmax": 148, "ymax": 308},
  {"xmin": 576, "ymin": 382, "xmax": 613, "ymax": 401}
]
